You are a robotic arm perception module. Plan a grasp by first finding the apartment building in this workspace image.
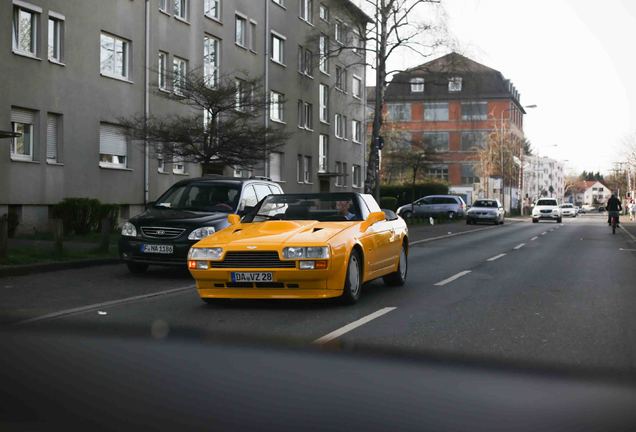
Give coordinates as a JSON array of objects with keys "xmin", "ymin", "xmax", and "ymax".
[
  {"xmin": 1, "ymin": 0, "xmax": 369, "ymax": 233},
  {"xmin": 522, "ymin": 155, "xmax": 565, "ymax": 204},
  {"xmin": 368, "ymin": 52, "xmax": 526, "ymax": 205}
]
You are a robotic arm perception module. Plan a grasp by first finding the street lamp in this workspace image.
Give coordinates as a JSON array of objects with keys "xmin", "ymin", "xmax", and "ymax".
[{"xmin": 499, "ymin": 104, "xmax": 536, "ymax": 213}]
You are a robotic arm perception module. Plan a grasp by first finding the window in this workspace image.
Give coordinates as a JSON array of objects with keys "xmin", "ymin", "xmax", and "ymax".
[
  {"xmin": 319, "ymin": 34, "xmax": 329, "ymax": 73},
  {"xmin": 270, "ymin": 91, "xmax": 284, "ymax": 122},
  {"xmin": 424, "ymin": 102, "xmax": 449, "ymax": 121},
  {"xmin": 461, "ymin": 163, "xmax": 479, "ymax": 184},
  {"xmin": 335, "ymin": 20, "xmax": 343, "ymax": 44},
  {"xmin": 335, "ymin": 113, "xmax": 344, "ymax": 138},
  {"xmin": 158, "ymin": 153, "xmax": 165, "ymax": 173},
  {"xmin": 297, "ymin": 101, "xmax": 313, "ymax": 130},
  {"xmin": 173, "ymin": 56, "xmax": 187, "ymax": 95},
  {"xmin": 12, "ymin": 6, "xmax": 38, "ymax": 56},
  {"xmin": 335, "ymin": 162, "xmax": 343, "ymax": 186},
  {"xmin": 352, "ymin": 31, "xmax": 362, "ymax": 55},
  {"xmin": 159, "ymin": 0, "xmax": 168, "ymax": 12},
  {"xmin": 352, "ymin": 120, "xmax": 361, "ymax": 143},
  {"xmin": 303, "ymin": 156, "xmax": 312, "ymax": 183},
  {"xmin": 48, "ymin": 16, "xmax": 63, "ymax": 62},
  {"xmin": 422, "ymin": 132, "xmax": 449, "ymax": 152},
  {"xmin": 296, "ymin": 155, "xmax": 303, "ymax": 182},
  {"xmin": 298, "ymin": 46, "xmax": 313, "ymax": 76},
  {"xmin": 460, "ymin": 131, "xmax": 488, "ymax": 150},
  {"xmin": 425, "ymin": 164, "xmax": 448, "ymax": 181},
  {"xmin": 173, "ymin": 156, "xmax": 185, "ymax": 174},
  {"xmin": 46, "ymin": 113, "xmax": 61, "ymax": 162},
  {"xmin": 158, "ymin": 51, "xmax": 168, "ymax": 90},
  {"xmin": 386, "ymin": 103, "xmax": 411, "ymax": 121},
  {"xmin": 99, "ymin": 123, "xmax": 127, "ymax": 168},
  {"xmin": 204, "ymin": 0, "xmax": 220, "ymax": 19},
  {"xmin": 271, "ymin": 33, "xmax": 285, "ymax": 64},
  {"xmin": 319, "ymin": 134, "xmax": 328, "ymax": 172},
  {"xmin": 10, "ymin": 108, "xmax": 35, "ymax": 161},
  {"xmin": 352, "ymin": 165, "xmax": 361, "ymax": 187},
  {"xmin": 174, "ymin": 0, "xmax": 188, "ymax": 19},
  {"xmin": 299, "ymin": 0, "xmax": 313, "ymax": 23},
  {"xmin": 342, "ymin": 162, "xmax": 347, "ymax": 186},
  {"xmin": 410, "ymin": 77, "xmax": 425, "ymax": 92},
  {"xmin": 352, "ymin": 76, "xmax": 362, "ymax": 99},
  {"xmin": 269, "ymin": 152, "xmax": 282, "ymax": 181},
  {"xmin": 449, "ymin": 77, "xmax": 462, "ymax": 92},
  {"xmin": 250, "ymin": 21, "xmax": 257, "ymax": 51},
  {"xmin": 319, "ymin": 3, "xmax": 329, "ymax": 21},
  {"xmin": 461, "ymin": 101, "xmax": 488, "ymax": 121},
  {"xmin": 335, "ymin": 66, "xmax": 347, "ymax": 91},
  {"xmin": 235, "ymin": 15, "xmax": 246, "ymax": 46},
  {"xmin": 235, "ymin": 78, "xmax": 250, "ymax": 111},
  {"xmin": 100, "ymin": 33, "xmax": 129, "ymax": 79},
  {"xmin": 319, "ymin": 84, "xmax": 329, "ymax": 122},
  {"xmin": 203, "ymin": 36, "xmax": 219, "ymax": 87}
]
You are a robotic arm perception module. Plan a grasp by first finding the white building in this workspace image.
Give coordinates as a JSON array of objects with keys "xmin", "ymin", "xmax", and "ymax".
[
  {"xmin": 522, "ymin": 155, "xmax": 565, "ymax": 203},
  {"xmin": 566, "ymin": 180, "xmax": 610, "ymax": 206}
]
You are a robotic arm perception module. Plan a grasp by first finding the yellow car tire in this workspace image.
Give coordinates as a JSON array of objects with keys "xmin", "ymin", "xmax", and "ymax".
[
  {"xmin": 383, "ymin": 243, "xmax": 408, "ymax": 287},
  {"xmin": 340, "ymin": 250, "xmax": 362, "ymax": 305}
]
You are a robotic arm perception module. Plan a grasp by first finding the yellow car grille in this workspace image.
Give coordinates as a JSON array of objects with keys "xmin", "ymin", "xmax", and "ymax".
[{"xmin": 211, "ymin": 251, "xmax": 296, "ymax": 268}]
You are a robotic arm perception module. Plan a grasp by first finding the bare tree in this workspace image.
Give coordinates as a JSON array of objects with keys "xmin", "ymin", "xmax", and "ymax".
[{"xmin": 120, "ymin": 71, "xmax": 289, "ymax": 175}]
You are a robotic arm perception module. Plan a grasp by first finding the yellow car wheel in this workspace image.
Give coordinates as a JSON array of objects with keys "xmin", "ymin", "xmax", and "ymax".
[
  {"xmin": 383, "ymin": 243, "xmax": 408, "ymax": 286},
  {"xmin": 340, "ymin": 250, "xmax": 362, "ymax": 304}
]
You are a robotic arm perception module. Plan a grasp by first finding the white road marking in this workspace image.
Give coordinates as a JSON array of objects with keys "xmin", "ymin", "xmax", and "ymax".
[
  {"xmin": 619, "ymin": 248, "xmax": 636, "ymax": 251},
  {"xmin": 486, "ymin": 253, "xmax": 506, "ymax": 262},
  {"xmin": 513, "ymin": 243, "xmax": 525, "ymax": 250},
  {"xmin": 313, "ymin": 307, "xmax": 396, "ymax": 344},
  {"xmin": 619, "ymin": 225, "xmax": 636, "ymax": 242},
  {"xmin": 531, "ymin": 236, "xmax": 538, "ymax": 241},
  {"xmin": 434, "ymin": 270, "xmax": 472, "ymax": 286},
  {"xmin": 13, "ymin": 284, "xmax": 195, "ymax": 326},
  {"xmin": 541, "ymin": 232, "xmax": 547, "ymax": 236},
  {"xmin": 410, "ymin": 225, "xmax": 496, "ymax": 245}
]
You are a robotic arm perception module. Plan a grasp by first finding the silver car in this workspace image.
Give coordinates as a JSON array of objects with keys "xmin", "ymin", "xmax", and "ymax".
[
  {"xmin": 466, "ymin": 199, "xmax": 505, "ymax": 225},
  {"xmin": 397, "ymin": 195, "xmax": 466, "ymax": 220}
]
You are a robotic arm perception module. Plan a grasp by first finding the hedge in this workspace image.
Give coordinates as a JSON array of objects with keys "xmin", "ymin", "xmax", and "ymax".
[{"xmin": 51, "ymin": 198, "xmax": 120, "ymax": 235}]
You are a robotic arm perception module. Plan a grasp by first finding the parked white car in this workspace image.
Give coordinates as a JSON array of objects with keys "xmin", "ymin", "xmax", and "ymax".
[
  {"xmin": 532, "ymin": 198, "xmax": 562, "ymax": 223},
  {"xmin": 560, "ymin": 203, "xmax": 577, "ymax": 217}
]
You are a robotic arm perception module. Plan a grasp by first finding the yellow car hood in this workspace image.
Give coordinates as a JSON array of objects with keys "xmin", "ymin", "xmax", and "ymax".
[{"xmin": 200, "ymin": 220, "xmax": 354, "ymax": 246}]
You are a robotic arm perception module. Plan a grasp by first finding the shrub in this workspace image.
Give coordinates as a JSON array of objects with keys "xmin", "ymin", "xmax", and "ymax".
[
  {"xmin": 95, "ymin": 204, "xmax": 120, "ymax": 232},
  {"xmin": 7, "ymin": 212, "xmax": 19, "ymax": 238},
  {"xmin": 51, "ymin": 198, "xmax": 120, "ymax": 235},
  {"xmin": 379, "ymin": 196, "xmax": 398, "ymax": 210},
  {"xmin": 380, "ymin": 182, "xmax": 450, "ymax": 207}
]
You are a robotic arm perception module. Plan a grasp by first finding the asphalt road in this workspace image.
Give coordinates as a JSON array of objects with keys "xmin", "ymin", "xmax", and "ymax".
[{"xmin": 4, "ymin": 213, "xmax": 636, "ymax": 372}]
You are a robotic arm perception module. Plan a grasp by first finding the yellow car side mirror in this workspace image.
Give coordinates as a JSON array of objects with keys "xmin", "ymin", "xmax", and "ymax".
[
  {"xmin": 361, "ymin": 211, "xmax": 386, "ymax": 231},
  {"xmin": 227, "ymin": 214, "xmax": 241, "ymax": 225}
]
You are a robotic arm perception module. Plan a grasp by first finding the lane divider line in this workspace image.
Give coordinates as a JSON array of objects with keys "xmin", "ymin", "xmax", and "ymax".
[
  {"xmin": 410, "ymin": 224, "xmax": 508, "ymax": 246},
  {"xmin": 531, "ymin": 236, "xmax": 538, "ymax": 241},
  {"xmin": 12, "ymin": 284, "xmax": 195, "ymax": 326},
  {"xmin": 434, "ymin": 270, "xmax": 472, "ymax": 287},
  {"xmin": 619, "ymin": 225, "xmax": 636, "ymax": 242},
  {"xmin": 513, "ymin": 243, "xmax": 525, "ymax": 250},
  {"xmin": 541, "ymin": 232, "xmax": 547, "ymax": 236},
  {"xmin": 313, "ymin": 307, "xmax": 397, "ymax": 344},
  {"xmin": 486, "ymin": 253, "xmax": 506, "ymax": 262}
]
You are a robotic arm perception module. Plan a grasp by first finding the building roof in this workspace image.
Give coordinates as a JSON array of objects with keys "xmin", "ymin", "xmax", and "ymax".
[
  {"xmin": 370, "ymin": 52, "xmax": 524, "ymax": 110},
  {"xmin": 574, "ymin": 180, "xmax": 609, "ymax": 192}
]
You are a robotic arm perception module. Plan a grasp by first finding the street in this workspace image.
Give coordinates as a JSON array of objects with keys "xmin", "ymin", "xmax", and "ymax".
[{"xmin": 3, "ymin": 214, "xmax": 636, "ymax": 372}]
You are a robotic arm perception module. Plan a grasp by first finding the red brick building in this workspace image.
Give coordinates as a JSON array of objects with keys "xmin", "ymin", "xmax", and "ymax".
[{"xmin": 368, "ymin": 52, "xmax": 526, "ymax": 203}]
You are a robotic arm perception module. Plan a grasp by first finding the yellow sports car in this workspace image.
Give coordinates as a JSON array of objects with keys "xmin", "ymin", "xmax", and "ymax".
[{"xmin": 187, "ymin": 192, "xmax": 408, "ymax": 304}]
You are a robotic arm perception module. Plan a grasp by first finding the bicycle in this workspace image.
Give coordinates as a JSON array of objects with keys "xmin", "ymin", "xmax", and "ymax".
[{"xmin": 608, "ymin": 210, "xmax": 620, "ymax": 234}]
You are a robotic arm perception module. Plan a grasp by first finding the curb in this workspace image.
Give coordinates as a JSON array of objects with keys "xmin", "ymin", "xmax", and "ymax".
[{"xmin": 0, "ymin": 258, "xmax": 121, "ymax": 278}]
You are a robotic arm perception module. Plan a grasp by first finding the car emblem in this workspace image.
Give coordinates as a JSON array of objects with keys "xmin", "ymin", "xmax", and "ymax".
[
  {"xmin": 156, "ymin": 230, "xmax": 166, "ymax": 235},
  {"xmin": 246, "ymin": 246, "xmax": 257, "ymax": 249}
]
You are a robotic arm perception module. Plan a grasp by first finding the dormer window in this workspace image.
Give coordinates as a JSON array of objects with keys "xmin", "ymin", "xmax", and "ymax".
[
  {"xmin": 449, "ymin": 77, "xmax": 462, "ymax": 92},
  {"xmin": 410, "ymin": 77, "xmax": 425, "ymax": 92}
]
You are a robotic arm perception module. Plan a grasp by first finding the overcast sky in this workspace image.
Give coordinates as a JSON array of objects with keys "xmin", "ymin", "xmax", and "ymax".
[{"xmin": 364, "ymin": 0, "xmax": 636, "ymax": 174}]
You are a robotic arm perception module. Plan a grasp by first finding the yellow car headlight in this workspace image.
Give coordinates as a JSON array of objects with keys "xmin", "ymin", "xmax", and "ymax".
[
  {"xmin": 187, "ymin": 247, "xmax": 223, "ymax": 260},
  {"xmin": 283, "ymin": 246, "xmax": 329, "ymax": 259}
]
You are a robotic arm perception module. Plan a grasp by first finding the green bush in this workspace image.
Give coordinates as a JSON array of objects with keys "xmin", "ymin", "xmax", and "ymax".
[
  {"xmin": 379, "ymin": 196, "xmax": 398, "ymax": 210},
  {"xmin": 51, "ymin": 198, "xmax": 120, "ymax": 235},
  {"xmin": 380, "ymin": 182, "xmax": 450, "ymax": 207},
  {"xmin": 7, "ymin": 211, "xmax": 19, "ymax": 238}
]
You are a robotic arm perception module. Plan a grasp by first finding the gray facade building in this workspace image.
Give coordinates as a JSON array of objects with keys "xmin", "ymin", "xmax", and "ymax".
[{"xmin": 1, "ymin": 0, "xmax": 368, "ymax": 234}]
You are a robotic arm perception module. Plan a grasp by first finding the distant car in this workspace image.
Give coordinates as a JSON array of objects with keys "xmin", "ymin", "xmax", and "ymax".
[
  {"xmin": 397, "ymin": 195, "xmax": 466, "ymax": 220},
  {"xmin": 532, "ymin": 198, "xmax": 562, "ymax": 223},
  {"xmin": 466, "ymin": 199, "xmax": 505, "ymax": 225},
  {"xmin": 560, "ymin": 203, "xmax": 577, "ymax": 217},
  {"xmin": 119, "ymin": 176, "xmax": 284, "ymax": 273},
  {"xmin": 574, "ymin": 206, "xmax": 581, "ymax": 215},
  {"xmin": 581, "ymin": 205, "xmax": 595, "ymax": 213},
  {"xmin": 597, "ymin": 206, "xmax": 607, "ymax": 213}
]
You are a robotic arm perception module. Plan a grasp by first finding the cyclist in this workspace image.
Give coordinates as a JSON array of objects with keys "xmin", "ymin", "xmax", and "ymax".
[{"xmin": 606, "ymin": 193, "xmax": 622, "ymax": 226}]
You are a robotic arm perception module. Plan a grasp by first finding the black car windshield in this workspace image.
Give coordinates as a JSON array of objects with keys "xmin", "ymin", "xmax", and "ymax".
[
  {"xmin": 244, "ymin": 193, "xmax": 363, "ymax": 222},
  {"xmin": 473, "ymin": 200, "xmax": 497, "ymax": 208},
  {"xmin": 537, "ymin": 200, "xmax": 558, "ymax": 206},
  {"xmin": 155, "ymin": 183, "xmax": 241, "ymax": 212}
]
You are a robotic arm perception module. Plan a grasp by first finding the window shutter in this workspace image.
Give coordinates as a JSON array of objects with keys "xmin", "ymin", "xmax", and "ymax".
[
  {"xmin": 99, "ymin": 123, "xmax": 127, "ymax": 156},
  {"xmin": 46, "ymin": 115, "xmax": 58, "ymax": 160},
  {"xmin": 11, "ymin": 108, "xmax": 34, "ymax": 124}
]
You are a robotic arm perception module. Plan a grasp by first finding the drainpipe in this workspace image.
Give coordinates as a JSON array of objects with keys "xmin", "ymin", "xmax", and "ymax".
[
  {"xmin": 143, "ymin": 0, "xmax": 150, "ymax": 205},
  {"xmin": 263, "ymin": 0, "xmax": 270, "ymax": 178}
]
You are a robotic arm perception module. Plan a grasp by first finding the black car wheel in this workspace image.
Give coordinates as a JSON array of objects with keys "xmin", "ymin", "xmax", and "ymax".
[
  {"xmin": 401, "ymin": 210, "xmax": 412, "ymax": 220},
  {"xmin": 126, "ymin": 262, "xmax": 149, "ymax": 274},
  {"xmin": 448, "ymin": 211, "xmax": 456, "ymax": 220},
  {"xmin": 340, "ymin": 250, "xmax": 362, "ymax": 304},
  {"xmin": 383, "ymin": 243, "xmax": 408, "ymax": 287}
]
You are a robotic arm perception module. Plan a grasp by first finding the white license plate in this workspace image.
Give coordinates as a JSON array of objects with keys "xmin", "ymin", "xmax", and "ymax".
[
  {"xmin": 141, "ymin": 244, "xmax": 174, "ymax": 254},
  {"xmin": 231, "ymin": 272, "xmax": 273, "ymax": 282}
]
